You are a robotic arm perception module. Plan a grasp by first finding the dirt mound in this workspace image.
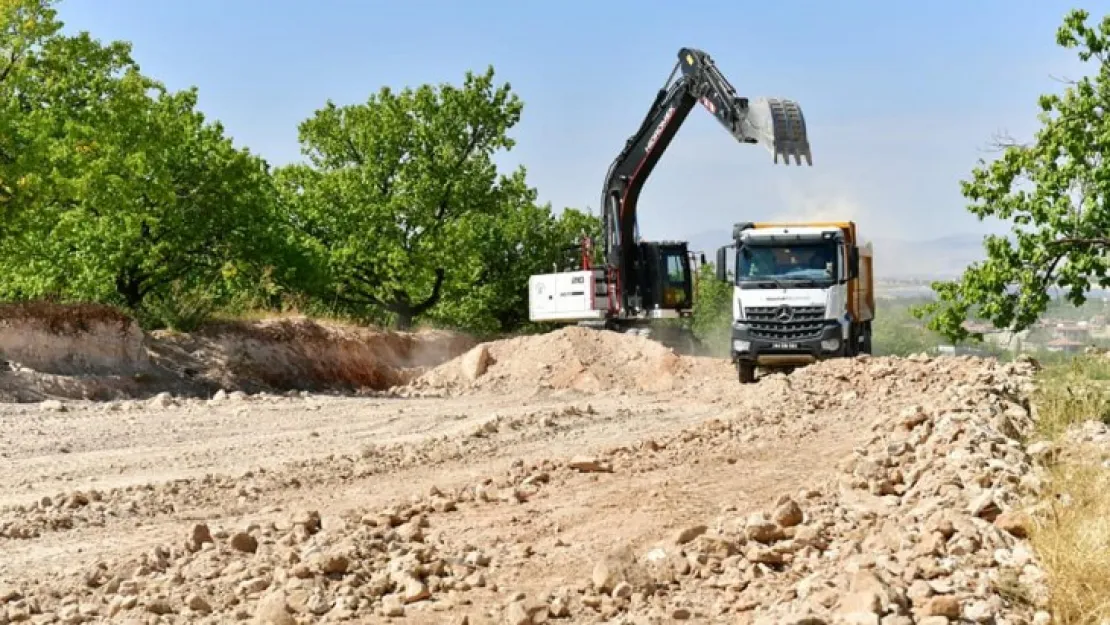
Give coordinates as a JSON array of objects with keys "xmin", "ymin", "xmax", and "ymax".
[{"xmin": 409, "ymin": 326, "xmax": 730, "ymax": 395}]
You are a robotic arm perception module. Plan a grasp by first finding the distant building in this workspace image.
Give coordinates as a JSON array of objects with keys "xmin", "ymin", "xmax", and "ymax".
[
  {"xmin": 1045, "ymin": 337, "xmax": 1085, "ymax": 354},
  {"xmin": 1054, "ymin": 322, "xmax": 1090, "ymax": 343},
  {"xmin": 936, "ymin": 344, "xmax": 993, "ymax": 357}
]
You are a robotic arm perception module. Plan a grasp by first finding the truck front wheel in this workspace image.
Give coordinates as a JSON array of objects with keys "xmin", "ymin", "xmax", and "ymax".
[{"xmin": 738, "ymin": 362, "xmax": 756, "ymax": 384}]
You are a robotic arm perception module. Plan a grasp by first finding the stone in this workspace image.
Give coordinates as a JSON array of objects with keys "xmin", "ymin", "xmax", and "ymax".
[
  {"xmin": 254, "ymin": 592, "xmax": 295, "ymax": 625},
  {"xmin": 568, "ymin": 457, "xmax": 612, "ymax": 473},
  {"xmin": 459, "ymin": 345, "xmax": 492, "ymax": 381},
  {"xmin": 673, "ymin": 525, "xmax": 708, "ymax": 545},
  {"xmin": 922, "ymin": 595, "xmax": 961, "ymax": 619},
  {"xmin": 381, "ymin": 594, "xmax": 405, "ymax": 617},
  {"xmin": 993, "ymin": 511, "xmax": 1031, "ymax": 539},
  {"xmin": 774, "ymin": 498, "xmax": 805, "ymax": 527},
  {"xmin": 230, "ymin": 532, "xmax": 259, "ymax": 553}
]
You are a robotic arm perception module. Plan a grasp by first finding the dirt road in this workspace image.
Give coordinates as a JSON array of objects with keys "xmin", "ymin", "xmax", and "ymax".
[{"xmin": 0, "ymin": 328, "xmax": 1045, "ymax": 624}]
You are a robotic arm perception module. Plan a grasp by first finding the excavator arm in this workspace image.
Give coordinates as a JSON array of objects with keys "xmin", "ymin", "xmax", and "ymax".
[{"xmin": 600, "ymin": 47, "xmax": 811, "ymax": 313}]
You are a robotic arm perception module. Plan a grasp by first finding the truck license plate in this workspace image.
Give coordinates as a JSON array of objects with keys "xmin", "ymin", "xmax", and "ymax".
[{"xmin": 772, "ymin": 342, "xmax": 799, "ymax": 349}]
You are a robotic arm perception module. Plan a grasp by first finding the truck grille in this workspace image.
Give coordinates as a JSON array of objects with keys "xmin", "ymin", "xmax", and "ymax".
[{"xmin": 743, "ymin": 305, "xmax": 825, "ymax": 341}]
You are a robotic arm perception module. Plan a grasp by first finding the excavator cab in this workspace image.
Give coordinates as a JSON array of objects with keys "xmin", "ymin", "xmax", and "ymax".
[{"xmin": 637, "ymin": 241, "xmax": 693, "ymax": 315}]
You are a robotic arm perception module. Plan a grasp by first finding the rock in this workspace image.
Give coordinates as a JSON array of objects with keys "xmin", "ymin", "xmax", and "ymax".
[
  {"xmin": 968, "ymin": 492, "xmax": 1002, "ymax": 522},
  {"xmin": 39, "ymin": 399, "xmax": 65, "ymax": 412},
  {"xmin": 549, "ymin": 596, "xmax": 569, "ymax": 618},
  {"xmin": 402, "ymin": 578, "xmax": 430, "ymax": 604},
  {"xmin": 230, "ymin": 532, "xmax": 259, "ymax": 553},
  {"xmin": 922, "ymin": 595, "xmax": 961, "ymax": 619},
  {"xmin": 673, "ymin": 525, "xmax": 708, "ymax": 545},
  {"xmin": 188, "ymin": 523, "xmax": 213, "ymax": 551},
  {"xmin": 147, "ymin": 392, "xmax": 174, "ymax": 408},
  {"xmin": 611, "ymin": 581, "xmax": 633, "ymax": 599},
  {"xmin": 185, "ymin": 594, "xmax": 211, "ymax": 613},
  {"xmin": 993, "ymin": 510, "xmax": 1031, "ymax": 539},
  {"xmin": 254, "ymin": 592, "xmax": 295, "ymax": 625},
  {"xmin": 319, "ymin": 553, "xmax": 349, "ymax": 575},
  {"xmin": 773, "ymin": 498, "xmax": 805, "ymax": 527},
  {"xmin": 837, "ymin": 591, "xmax": 882, "ymax": 615},
  {"xmin": 505, "ymin": 601, "xmax": 531, "ymax": 625},
  {"xmin": 746, "ymin": 519, "xmax": 785, "ymax": 544},
  {"xmin": 1026, "ymin": 441, "xmax": 1056, "ymax": 464},
  {"xmin": 381, "ymin": 594, "xmax": 405, "ymax": 617},
  {"xmin": 568, "ymin": 456, "xmax": 612, "ymax": 473},
  {"xmin": 291, "ymin": 510, "xmax": 322, "ymax": 535},
  {"xmin": 592, "ymin": 559, "xmax": 621, "ymax": 593},
  {"xmin": 460, "ymin": 345, "xmax": 492, "ymax": 381}
]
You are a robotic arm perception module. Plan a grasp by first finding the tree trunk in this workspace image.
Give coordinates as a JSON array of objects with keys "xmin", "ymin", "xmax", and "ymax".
[
  {"xmin": 393, "ymin": 309, "xmax": 413, "ymax": 330},
  {"xmin": 114, "ymin": 270, "xmax": 145, "ymax": 310}
]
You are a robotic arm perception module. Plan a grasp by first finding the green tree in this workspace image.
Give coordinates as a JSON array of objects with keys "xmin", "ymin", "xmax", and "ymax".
[
  {"xmin": 914, "ymin": 9, "xmax": 1110, "ymax": 342},
  {"xmin": 276, "ymin": 67, "xmax": 529, "ymax": 329},
  {"xmin": 0, "ymin": 0, "xmax": 289, "ymax": 327},
  {"xmin": 689, "ymin": 262, "xmax": 733, "ymax": 355},
  {"xmin": 429, "ymin": 199, "xmax": 602, "ymax": 334}
]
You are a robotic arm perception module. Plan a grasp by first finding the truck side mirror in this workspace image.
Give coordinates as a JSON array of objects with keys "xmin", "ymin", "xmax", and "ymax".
[
  {"xmin": 848, "ymin": 247, "xmax": 859, "ymax": 279},
  {"xmin": 715, "ymin": 247, "xmax": 728, "ymax": 282}
]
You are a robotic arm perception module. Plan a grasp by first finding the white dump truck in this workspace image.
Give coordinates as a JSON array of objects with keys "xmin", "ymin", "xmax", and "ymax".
[{"xmin": 714, "ymin": 221, "xmax": 875, "ymax": 383}]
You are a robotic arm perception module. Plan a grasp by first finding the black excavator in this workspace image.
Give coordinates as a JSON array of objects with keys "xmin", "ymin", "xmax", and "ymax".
[{"xmin": 527, "ymin": 47, "xmax": 812, "ymax": 350}]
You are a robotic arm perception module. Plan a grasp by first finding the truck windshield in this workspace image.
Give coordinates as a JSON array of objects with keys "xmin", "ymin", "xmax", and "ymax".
[{"xmin": 736, "ymin": 241, "xmax": 837, "ymax": 284}]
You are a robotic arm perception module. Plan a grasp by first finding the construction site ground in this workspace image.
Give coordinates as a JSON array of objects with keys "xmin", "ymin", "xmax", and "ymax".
[{"xmin": 0, "ymin": 318, "xmax": 1055, "ymax": 624}]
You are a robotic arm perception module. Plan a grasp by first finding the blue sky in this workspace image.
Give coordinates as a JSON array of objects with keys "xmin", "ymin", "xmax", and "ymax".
[{"xmin": 58, "ymin": 0, "xmax": 1093, "ymax": 246}]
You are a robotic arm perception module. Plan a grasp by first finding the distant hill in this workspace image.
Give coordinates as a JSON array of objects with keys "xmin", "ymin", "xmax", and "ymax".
[{"xmin": 680, "ymin": 229, "xmax": 989, "ymax": 280}]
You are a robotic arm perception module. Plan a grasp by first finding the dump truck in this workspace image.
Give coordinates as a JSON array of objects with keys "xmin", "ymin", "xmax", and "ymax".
[{"xmin": 714, "ymin": 221, "xmax": 874, "ymax": 383}]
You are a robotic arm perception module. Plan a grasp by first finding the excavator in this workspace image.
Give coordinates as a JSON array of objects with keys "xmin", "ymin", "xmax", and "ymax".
[{"xmin": 527, "ymin": 47, "xmax": 812, "ymax": 349}]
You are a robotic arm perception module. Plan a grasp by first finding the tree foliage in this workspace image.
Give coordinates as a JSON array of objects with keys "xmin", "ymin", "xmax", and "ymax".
[
  {"xmin": 0, "ymin": 0, "xmax": 289, "ymax": 328},
  {"xmin": 689, "ymin": 262, "xmax": 733, "ymax": 355},
  {"xmin": 0, "ymin": 2, "xmax": 631, "ymax": 335},
  {"xmin": 915, "ymin": 9, "xmax": 1110, "ymax": 342},
  {"xmin": 278, "ymin": 66, "xmax": 589, "ymax": 331}
]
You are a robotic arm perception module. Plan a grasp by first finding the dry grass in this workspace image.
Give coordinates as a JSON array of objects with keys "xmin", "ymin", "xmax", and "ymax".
[
  {"xmin": 1032, "ymin": 356, "xmax": 1110, "ymax": 440},
  {"xmin": 1031, "ymin": 463, "xmax": 1110, "ymax": 624},
  {"xmin": 1029, "ymin": 356, "xmax": 1110, "ymax": 624}
]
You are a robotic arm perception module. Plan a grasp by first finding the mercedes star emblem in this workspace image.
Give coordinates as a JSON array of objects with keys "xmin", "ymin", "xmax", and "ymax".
[{"xmin": 775, "ymin": 305, "xmax": 794, "ymax": 322}]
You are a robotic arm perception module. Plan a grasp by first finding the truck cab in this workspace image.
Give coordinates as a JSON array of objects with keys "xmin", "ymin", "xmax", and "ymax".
[{"xmin": 715, "ymin": 221, "xmax": 874, "ymax": 383}]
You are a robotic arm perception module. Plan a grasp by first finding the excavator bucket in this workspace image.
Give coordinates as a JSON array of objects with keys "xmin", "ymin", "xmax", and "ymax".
[{"xmin": 744, "ymin": 97, "xmax": 812, "ymax": 166}]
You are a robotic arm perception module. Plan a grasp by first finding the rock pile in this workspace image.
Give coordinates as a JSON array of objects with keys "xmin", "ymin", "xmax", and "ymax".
[{"xmin": 544, "ymin": 355, "xmax": 1051, "ymax": 625}]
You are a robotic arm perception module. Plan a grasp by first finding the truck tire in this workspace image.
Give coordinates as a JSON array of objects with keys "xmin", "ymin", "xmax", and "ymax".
[{"xmin": 738, "ymin": 362, "xmax": 756, "ymax": 384}]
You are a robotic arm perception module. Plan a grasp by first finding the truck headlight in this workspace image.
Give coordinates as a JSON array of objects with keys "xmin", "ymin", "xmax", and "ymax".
[
  {"xmin": 820, "ymin": 338, "xmax": 840, "ymax": 351},
  {"xmin": 733, "ymin": 340, "xmax": 751, "ymax": 352}
]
